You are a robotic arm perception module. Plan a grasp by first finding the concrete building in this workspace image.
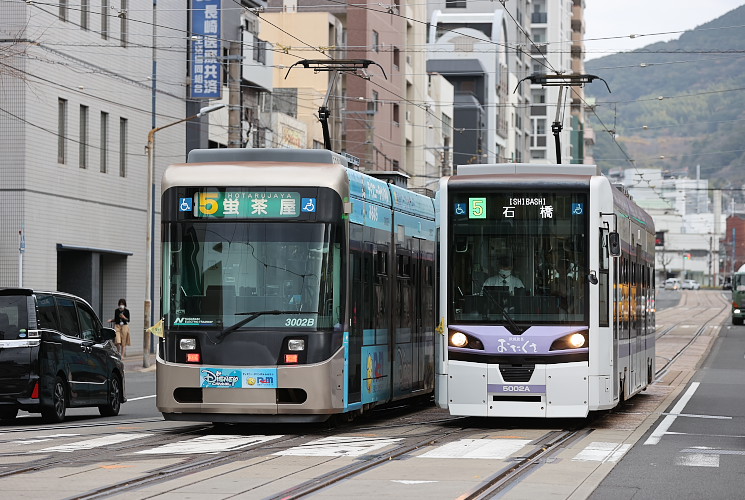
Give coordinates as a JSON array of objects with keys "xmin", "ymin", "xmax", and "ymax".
[
  {"xmin": 264, "ymin": 0, "xmax": 450, "ymax": 189},
  {"xmin": 261, "ymin": 9, "xmax": 343, "ymax": 150},
  {"xmin": 0, "ymin": 0, "xmax": 193, "ymax": 354},
  {"xmin": 427, "ymin": 10, "xmax": 510, "ymax": 166},
  {"xmin": 621, "ymin": 168, "xmax": 723, "ymax": 286},
  {"xmin": 528, "ymin": 0, "xmax": 573, "ymax": 164}
]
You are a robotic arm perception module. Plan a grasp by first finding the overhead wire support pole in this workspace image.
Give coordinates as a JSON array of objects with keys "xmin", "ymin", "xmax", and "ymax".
[
  {"xmin": 285, "ymin": 59, "xmax": 387, "ymax": 152},
  {"xmin": 515, "ymin": 73, "xmax": 610, "ymax": 165}
]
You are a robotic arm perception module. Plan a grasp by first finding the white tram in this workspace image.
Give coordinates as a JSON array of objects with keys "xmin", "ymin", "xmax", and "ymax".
[{"xmin": 436, "ymin": 164, "xmax": 655, "ymax": 418}]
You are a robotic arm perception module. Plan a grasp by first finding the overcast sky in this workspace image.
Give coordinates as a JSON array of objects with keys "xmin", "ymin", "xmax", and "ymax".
[{"xmin": 583, "ymin": 0, "xmax": 745, "ymax": 60}]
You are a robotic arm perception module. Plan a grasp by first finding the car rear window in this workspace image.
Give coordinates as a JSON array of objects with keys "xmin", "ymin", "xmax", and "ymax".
[
  {"xmin": 0, "ymin": 296, "xmax": 30, "ymax": 340},
  {"xmin": 56, "ymin": 297, "xmax": 81, "ymax": 337},
  {"xmin": 37, "ymin": 294, "xmax": 59, "ymax": 331}
]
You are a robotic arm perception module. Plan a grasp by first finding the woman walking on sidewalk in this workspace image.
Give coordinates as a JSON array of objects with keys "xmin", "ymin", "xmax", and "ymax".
[{"xmin": 108, "ymin": 298, "xmax": 131, "ymax": 357}]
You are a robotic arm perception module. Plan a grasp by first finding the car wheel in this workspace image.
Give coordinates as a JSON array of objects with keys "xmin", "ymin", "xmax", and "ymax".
[
  {"xmin": 98, "ymin": 375, "xmax": 122, "ymax": 417},
  {"xmin": 42, "ymin": 377, "xmax": 67, "ymax": 423},
  {"xmin": 734, "ymin": 317, "xmax": 743, "ymax": 326},
  {"xmin": 0, "ymin": 407, "xmax": 19, "ymax": 421}
]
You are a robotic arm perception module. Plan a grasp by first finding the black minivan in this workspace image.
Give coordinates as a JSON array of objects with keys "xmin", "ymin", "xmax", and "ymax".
[{"xmin": 0, "ymin": 288, "xmax": 125, "ymax": 422}]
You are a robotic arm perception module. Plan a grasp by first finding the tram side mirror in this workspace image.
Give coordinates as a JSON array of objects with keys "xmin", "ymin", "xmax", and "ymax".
[
  {"xmin": 608, "ymin": 232, "xmax": 621, "ymax": 257},
  {"xmin": 587, "ymin": 271, "xmax": 599, "ymax": 285}
]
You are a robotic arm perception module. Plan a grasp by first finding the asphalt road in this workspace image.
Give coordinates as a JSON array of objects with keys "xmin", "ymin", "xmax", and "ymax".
[{"xmin": 591, "ymin": 290, "xmax": 745, "ymax": 500}]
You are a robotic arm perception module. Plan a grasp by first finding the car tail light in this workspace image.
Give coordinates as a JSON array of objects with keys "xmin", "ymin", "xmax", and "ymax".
[
  {"xmin": 186, "ymin": 353, "xmax": 201, "ymax": 363},
  {"xmin": 284, "ymin": 354, "xmax": 299, "ymax": 364},
  {"xmin": 31, "ymin": 382, "xmax": 39, "ymax": 399}
]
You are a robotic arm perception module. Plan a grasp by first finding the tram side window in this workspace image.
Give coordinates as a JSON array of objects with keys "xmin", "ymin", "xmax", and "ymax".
[{"xmin": 599, "ymin": 230, "xmax": 610, "ymax": 327}]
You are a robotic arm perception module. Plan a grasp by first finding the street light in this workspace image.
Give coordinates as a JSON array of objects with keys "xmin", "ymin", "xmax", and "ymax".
[{"xmin": 143, "ymin": 103, "xmax": 226, "ymax": 367}]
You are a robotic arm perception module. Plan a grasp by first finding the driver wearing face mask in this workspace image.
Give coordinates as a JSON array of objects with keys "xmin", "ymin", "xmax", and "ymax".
[{"xmin": 482, "ymin": 257, "xmax": 525, "ymax": 294}]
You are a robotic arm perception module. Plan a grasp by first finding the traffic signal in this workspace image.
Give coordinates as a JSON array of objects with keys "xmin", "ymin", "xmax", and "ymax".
[
  {"xmin": 684, "ymin": 253, "xmax": 691, "ymax": 260},
  {"xmin": 655, "ymin": 231, "xmax": 665, "ymax": 246}
]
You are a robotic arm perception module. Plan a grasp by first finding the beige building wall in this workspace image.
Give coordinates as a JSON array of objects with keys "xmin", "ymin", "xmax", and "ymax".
[{"xmin": 261, "ymin": 12, "xmax": 344, "ymax": 149}]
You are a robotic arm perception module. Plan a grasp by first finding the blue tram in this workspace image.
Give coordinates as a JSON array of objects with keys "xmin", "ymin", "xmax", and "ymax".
[{"xmin": 156, "ymin": 148, "xmax": 436, "ymax": 423}]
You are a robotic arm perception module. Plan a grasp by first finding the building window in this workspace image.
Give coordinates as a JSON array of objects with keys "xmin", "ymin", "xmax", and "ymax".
[
  {"xmin": 100, "ymin": 112, "xmax": 109, "ymax": 173},
  {"xmin": 59, "ymin": 0, "xmax": 67, "ymax": 21},
  {"xmin": 58, "ymin": 98, "xmax": 67, "ymax": 164},
  {"xmin": 120, "ymin": 0, "xmax": 128, "ymax": 47},
  {"xmin": 368, "ymin": 90, "xmax": 379, "ymax": 114},
  {"xmin": 79, "ymin": 105, "xmax": 89, "ymax": 168},
  {"xmin": 445, "ymin": 0, "xmax": 466, "ymax": 8},
  {"xmin": 253, "ymin": 39, "xmax": 266, "ymax": 64},
  {"xmin": 393, "ymin": 47, "xmax": 400, "ymax": 69},
  {"xmin": 81, "ymin": 0, "xmax": 90, "ymax": 30},
  {"xmin": 101, "ymin": 0, "xmax": 109, "ymax": 39},
  {"xmin": 393, "ymin": 103, "xmax": 400, "ymax": 126},
  {"xmin": 119, "ymin": 117, "xmax": 127, "ymax": 177},
  {"xmin": 372, "ymin": 31, "xmax": 379, "ymax": 52}
]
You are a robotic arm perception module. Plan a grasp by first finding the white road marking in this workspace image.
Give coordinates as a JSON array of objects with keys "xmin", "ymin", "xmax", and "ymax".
[
  {"xmin": 391, "ymin": 480, "xmax": 438, "ymax": 484},
  {"xmin": 676, "ymin": 449, "xmax": 719, "ymax": 468},
  {"xmin": 126, "ymin": 394, "xmax": 156, "ymax": 402},
  {"xmin": 38, "ymin": 433, "xmax": 154, "ymax": 453},
  {"xmin": 418, "ymin": 439, "xmax": 532, "ymax": 460},
  {"xmin": 644, "ymin": 382, "xmax": 700, "ymax": 445},
  {"xmin": 572, "ymin": 442, "xmax": 631, "ymax": 463},
  {"xmin": 136, "ymin": 434, "xmax": 282, "ymax": 455},
  {"xmin": 12, "ymin": 433, "xmax": 81, "ymax": 445},
  {"xmin": 660, "ymin": 412, "xmax": 731, "ymax": 420},
  {"xmin": 274, "ymin": 436, "xmax": 403, "ymax": 457}
]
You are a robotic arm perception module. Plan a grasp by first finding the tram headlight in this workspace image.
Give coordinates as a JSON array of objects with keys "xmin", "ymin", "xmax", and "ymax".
[
  {"xmin": 568, "ymin": 333, "xmax": 586, "ymax": 348},
  {"xmin": 448, "ymin": 330, "xmax": 484, "ymax": 350},
  {"xmin": 549, "ymin": 331, "xmax": 589, "ymax": 351},
  {"xmin": 179, "ymin": 338, "xmax": 197, "ymax": 350},
  {"xmin": 287, "ymin": 339, "xmax": 305, "ymax": 351},
  {"xmin": 450, "ymin": 331, "xmax": 468, "ymax": 348}
]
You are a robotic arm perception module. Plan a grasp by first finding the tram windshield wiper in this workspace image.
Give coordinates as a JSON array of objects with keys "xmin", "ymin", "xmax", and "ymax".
[
  {"xmin": 216, "ymin": 310, "xmax": 317, "ymax": 342},
  {"xmin": 482, "ymin": 292, "xmax": 524, "ymax": 335}
]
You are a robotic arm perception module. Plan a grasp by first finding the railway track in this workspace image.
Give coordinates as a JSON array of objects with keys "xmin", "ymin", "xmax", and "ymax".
[{"xmin": 0, "ymin": 291, "xmax": 728, "ymax": 500}]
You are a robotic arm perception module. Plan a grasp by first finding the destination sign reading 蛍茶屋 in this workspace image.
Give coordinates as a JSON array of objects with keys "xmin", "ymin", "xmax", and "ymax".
[{"xmin": 194, "ymin": 192, "xmax": 302, "ymax": 218}]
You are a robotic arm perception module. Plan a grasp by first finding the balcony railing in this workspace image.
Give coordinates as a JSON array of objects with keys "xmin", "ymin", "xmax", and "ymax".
[{"xmin": 531, "ymin": 12, "xmax": 547, "ymax": 23}]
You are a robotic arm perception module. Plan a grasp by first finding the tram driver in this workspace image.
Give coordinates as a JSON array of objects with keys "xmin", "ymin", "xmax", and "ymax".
[{"xmin": 482, "ymin": 257, "xmax": 525, "ymax": 294}]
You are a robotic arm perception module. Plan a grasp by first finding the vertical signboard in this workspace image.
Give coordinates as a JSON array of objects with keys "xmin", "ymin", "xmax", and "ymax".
[{"xmin": 190, "ymin": 0, "xmax": 221, "ymax": 99}]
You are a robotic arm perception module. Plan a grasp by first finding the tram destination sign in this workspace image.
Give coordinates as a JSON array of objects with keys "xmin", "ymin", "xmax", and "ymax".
[
  {"xmin": 453, "ymin": 193, "xmax": 586, "ymax": 221},
  {"xmin": 189, "ymin": 191, "xmax": 309, "ymax": 218}
]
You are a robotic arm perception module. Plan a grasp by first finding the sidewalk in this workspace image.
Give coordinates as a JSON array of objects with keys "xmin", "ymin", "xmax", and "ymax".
[{"xmin": 123, "ymin": 353, "xmax": 157, "ymax": 373}]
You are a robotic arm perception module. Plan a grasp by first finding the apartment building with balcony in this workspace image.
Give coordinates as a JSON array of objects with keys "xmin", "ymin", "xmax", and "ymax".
[
  {"xmin": 528, "ymin": 0, "xmax": 573, "ymax": 163},
  {"xmin": 426, "ymin": 1, "xmax": 531, "ymax": 166}
]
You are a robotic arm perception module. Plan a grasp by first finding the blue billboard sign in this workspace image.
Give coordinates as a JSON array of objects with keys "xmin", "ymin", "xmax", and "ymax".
[{"xmin": 190, "ymin": 0, "xmax": 221, "ymax": 99}]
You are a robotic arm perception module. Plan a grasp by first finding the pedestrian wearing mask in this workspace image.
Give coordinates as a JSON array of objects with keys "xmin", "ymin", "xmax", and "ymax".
[{"xmin": 108, "ymin": 298, "xmax": 131, "ymax": 356}]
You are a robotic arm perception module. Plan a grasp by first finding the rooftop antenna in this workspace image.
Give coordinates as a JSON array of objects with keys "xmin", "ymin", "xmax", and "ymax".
[
  {"xmin": 515, "ymin": 73, "xmax": 610, "ymax": 164},
  {"xmin": 285, "ymin": 59, "xmax": 387, "ymax": 152}
]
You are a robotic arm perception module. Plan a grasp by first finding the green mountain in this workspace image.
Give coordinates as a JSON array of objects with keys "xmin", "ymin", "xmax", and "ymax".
[{"xmin": 584, "ymin": 4, "xmax": 745, "ymax": 188}]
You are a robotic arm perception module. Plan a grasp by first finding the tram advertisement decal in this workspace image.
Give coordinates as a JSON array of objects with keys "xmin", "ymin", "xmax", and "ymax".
[
  {"xmin": 200, "ymin": 368, "xmax": 278, "ymax": 388},
  {"xmin": 361, "ymin": 345, "xmax": 391, "ymax": 403},
  {"xmin": 192, "ymin": 191, "xmax": 303, "ymax": 218}
]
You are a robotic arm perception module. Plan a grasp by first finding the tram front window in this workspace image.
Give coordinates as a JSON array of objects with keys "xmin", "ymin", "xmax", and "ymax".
[
  {"xmin": 163, "ymin": 222, "xmax": 342, "ymax": 330},
  {"xmin": 449, "ymin": 192, "xmax": 588, "ymax": 324}
]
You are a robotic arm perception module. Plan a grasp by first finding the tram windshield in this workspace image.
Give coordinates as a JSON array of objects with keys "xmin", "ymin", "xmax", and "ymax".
[
  {"xmin": 449, "ymin": 191, "xmax": 588, "ymax": 324},
  {"xmin": 163, "ymin": 222, "xmax": 342, "ymax": 330}
]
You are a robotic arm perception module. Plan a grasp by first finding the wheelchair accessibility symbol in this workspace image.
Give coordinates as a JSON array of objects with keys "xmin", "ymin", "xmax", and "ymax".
[
  {"xmin": 572, "ymin": 203, "xmax": 584, "ymax": 215},
  {"xmin": 454, "ymin": 203, "xmax": 467, "ymax": 215},
  {"xmin": 179, "ymin": 198, "xmax": 193, "ymax": 212},
  {"xmin": 301, "ymin": 198, "xmax": 317, "ymax": 213}
]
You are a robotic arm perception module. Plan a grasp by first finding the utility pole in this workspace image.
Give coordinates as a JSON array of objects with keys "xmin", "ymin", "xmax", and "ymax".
[{"xmin": 227, "ymin": 39, "xmax": 242, "ymax": 148}]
